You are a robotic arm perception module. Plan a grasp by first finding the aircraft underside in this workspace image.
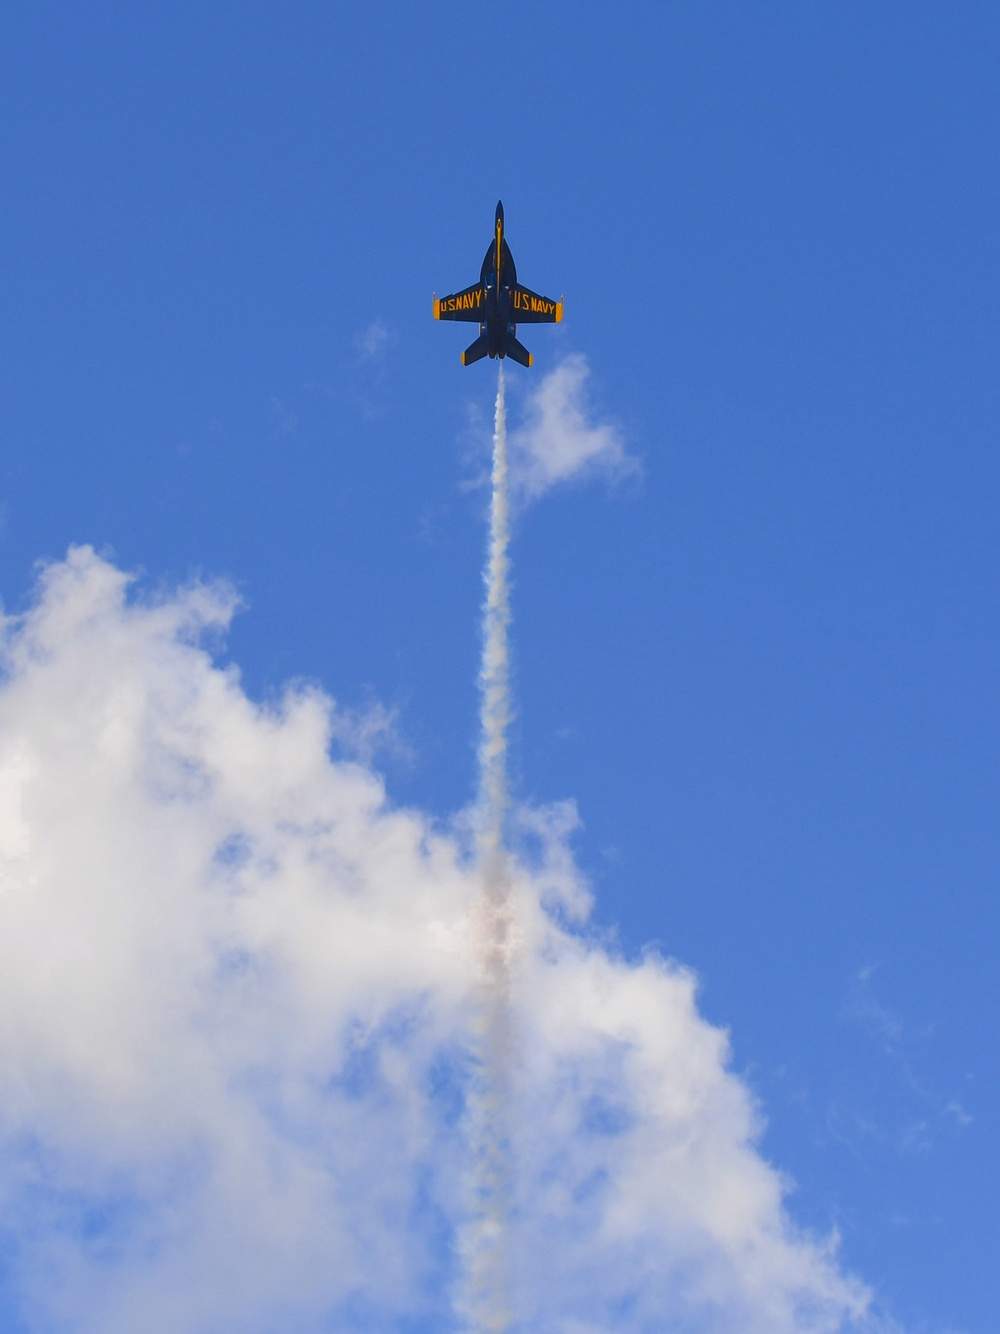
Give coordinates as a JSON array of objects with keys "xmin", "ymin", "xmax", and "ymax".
[{"xmin": 433, "ymin": 201, "xmax": 562, "ymax": 367}]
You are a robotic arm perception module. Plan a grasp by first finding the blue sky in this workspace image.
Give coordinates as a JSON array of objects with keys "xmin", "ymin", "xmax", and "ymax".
[{"xmin": 0, "ymin": 4, "xmax": 997, "ymax": 1331}]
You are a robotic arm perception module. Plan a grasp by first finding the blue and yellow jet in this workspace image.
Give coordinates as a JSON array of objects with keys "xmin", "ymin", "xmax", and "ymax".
[{"xmin": 434, "ymin": 201, "xmax": 562, "ymax": 366}]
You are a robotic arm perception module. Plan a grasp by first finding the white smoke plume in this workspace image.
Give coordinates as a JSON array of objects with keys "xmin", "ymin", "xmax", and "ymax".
[
  {"xmin": 0, "ymin": 546, "xmax": 878, "ymax": 1333},
  {"xmin": 507, "ymin": 354, "xmax": 637, "ymax": 504},
  {"xmin": 462, "ymin": 366, "xmax": 515, "ymax": 1334}
]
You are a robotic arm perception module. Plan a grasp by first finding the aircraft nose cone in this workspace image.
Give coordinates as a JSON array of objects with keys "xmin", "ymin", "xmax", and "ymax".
[{"xmin": 496, "ymin": 200, "xmax": 504, "ymax": 222}]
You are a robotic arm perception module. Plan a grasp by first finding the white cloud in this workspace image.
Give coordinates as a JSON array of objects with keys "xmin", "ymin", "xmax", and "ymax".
[
  {"xmin": 0, "ymin": 547, "xmax": 876, "ymax": 1333},
  {"xmin": 354, "ymin": 318, "xmax": 396, "ymax": 362},
  {"xmin": 508, "ymin": 355, "xmax": 638, "ymax": 504}
]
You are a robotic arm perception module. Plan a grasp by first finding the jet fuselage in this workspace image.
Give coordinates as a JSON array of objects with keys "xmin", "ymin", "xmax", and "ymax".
[{"xmin": 434, "ymin": 201, "xmax": 561, "ymax": 367}]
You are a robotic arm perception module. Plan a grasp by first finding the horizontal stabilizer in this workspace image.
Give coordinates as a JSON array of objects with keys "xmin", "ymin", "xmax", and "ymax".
[
  {"xmin": 462, "ymin": 333, "xmax": 490, "ymax": 366},
  {"xmin": 505, "ymin": 336, "xmax": 532, "ymax": 368}
]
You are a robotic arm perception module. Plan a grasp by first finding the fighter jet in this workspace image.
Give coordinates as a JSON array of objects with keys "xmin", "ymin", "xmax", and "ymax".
[{"xmin": 433, "ymin": 201, "xmax": 562, "ymax": 366}]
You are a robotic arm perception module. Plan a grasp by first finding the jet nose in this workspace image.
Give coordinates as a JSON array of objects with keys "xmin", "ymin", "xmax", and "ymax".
[{"xmin": 495, "ymin": 199, "xmax": 504, "ymax": 223}]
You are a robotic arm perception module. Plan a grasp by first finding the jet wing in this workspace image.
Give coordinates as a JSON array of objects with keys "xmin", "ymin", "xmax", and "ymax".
[
  {"xmin": 511, "ymin": 285, "xmax": 563, "ymax": 323},
  {"xmin": 434, "ymin": 284, "xmax": 487, "ymax": 321}
]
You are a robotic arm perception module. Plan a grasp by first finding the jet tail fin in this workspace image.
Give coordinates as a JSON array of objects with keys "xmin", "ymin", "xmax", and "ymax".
[
  {"xmin": 505, "ymin": 335, "xmax": 533, "ymax": 368},
  {"xmin": 461, "ymin": 333, "xmax": 490, "ymax": 366}
]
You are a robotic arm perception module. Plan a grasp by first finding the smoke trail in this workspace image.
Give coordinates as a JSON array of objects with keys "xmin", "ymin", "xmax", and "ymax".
[
  {"xmin": 463, "ymin": 365, "xmax": 516, "ymax": 1334},
  {"xmin": 478, "ymin": 372, "xmax": 511, "ymax": 890}
]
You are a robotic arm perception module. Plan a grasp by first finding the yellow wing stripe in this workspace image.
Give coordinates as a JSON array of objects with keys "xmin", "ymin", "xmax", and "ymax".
[
  {"xmin": 433, "ymin": 297, "xmax": 440, "ymax": 319},
  {"xmin": 555, "ymin": 301, "xmax": 563, "ymax": 323}
]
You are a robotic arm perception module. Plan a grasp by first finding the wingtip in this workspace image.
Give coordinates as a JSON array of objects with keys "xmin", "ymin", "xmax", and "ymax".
[
  {"xmin": 555, "ymin": 300, "xmax": 564, "ymax": 323},
  {"xmin": 432, "ymin": 296, "xmax": 440, "ymax": 319}
]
